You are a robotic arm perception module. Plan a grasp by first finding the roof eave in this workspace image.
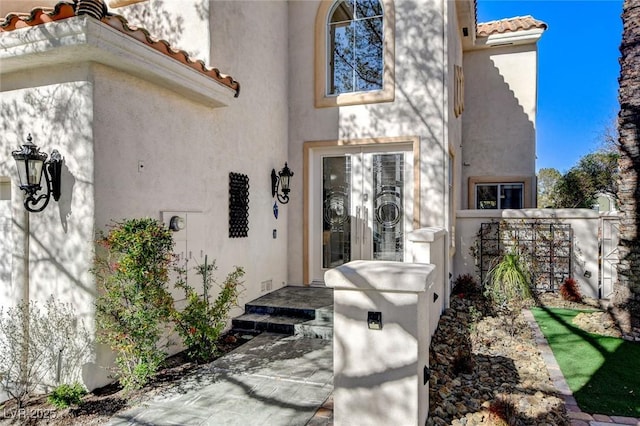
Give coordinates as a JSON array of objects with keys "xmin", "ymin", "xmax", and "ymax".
[
  {"xmin": 0, "ymin": 15, "xmax": 236, "ymax": 107},
  {"xmin": 466, "ymin": 27, "xmax": 545, "ymax": 51}
]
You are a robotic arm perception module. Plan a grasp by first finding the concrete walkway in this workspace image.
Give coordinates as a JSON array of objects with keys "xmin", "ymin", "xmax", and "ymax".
[
  {"xmin": 108, "ymin": 333, "xmax": 333, "ymax": 426},
  {"xmin": 106, "ymin": 307, "xmax": 638, "ymax": 426}
]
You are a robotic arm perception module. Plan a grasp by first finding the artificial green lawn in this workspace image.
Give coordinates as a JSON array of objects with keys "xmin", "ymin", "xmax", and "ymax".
[{"xmin": 531, "ymin": 307, "xmax": 640, "ymax": 417}]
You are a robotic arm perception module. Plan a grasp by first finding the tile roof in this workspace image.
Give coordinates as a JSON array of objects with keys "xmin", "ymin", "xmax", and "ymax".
[
  {"xmin": 0, "ymin": 1, "xmax": 240, "ymax": 97},
  {"xmin": 477, "ymin": 16, "xmax": 547, "ymax": 37}
]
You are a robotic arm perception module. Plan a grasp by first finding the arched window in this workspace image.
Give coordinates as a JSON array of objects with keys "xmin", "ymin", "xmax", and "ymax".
[
  {"xmin": 315, "ymin": 0, "xmax": 395, "ymax": 107},
  {"xmin": 328, "ymin": 0, "xmax": 383, "ymax": 95}
]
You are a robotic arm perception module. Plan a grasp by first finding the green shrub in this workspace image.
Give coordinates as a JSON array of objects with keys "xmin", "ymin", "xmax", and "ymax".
[
  {"xmin": 93, "ymin": 218, "xmax": 175, "ymax": 391},
  {"xmin": 47, "ymin": 382, "xmax": 87, "ymax": 409},
  {"xmin": 172, "ymin": 257, "xmax": 244, "ymax": 362},
  {"xmin": 485, "ymin": 250, "xmax": 532, "ymax": 308},
  {"xmin": 0, "ymin": 298, "xmax": 92, "ymax": 408}
]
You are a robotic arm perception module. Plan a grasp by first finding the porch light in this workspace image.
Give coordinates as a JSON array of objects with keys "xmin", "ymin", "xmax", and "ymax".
[
  {"xmin": 169, "ymin": 215, "xmax": 185, "ymax": 232},
  {"xmin": 271, "ymin": 162, "xmax": 294, "ymax": 204},
  {"xmin": 11, "ymin": 134, "xmax": 62, "ymax": 213}
]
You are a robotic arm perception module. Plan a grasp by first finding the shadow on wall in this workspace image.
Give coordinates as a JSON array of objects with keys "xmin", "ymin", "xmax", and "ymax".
[
  {"xmin": 462, "ymin": 47, "xmax": 536, "ymax": 207},
  {"xmin": 336, "ymin": 0, "xmax": 447, "ymax": 226},
  {"xmin": 1, "ymin": 75, "xmax": 97, "ymax": 385},
  {"xmin": 117, "ymin": 0, "xmax": 194, "ymax": 56},
  {"xmin": 312, "ymin": 3, "xmax": 450, "ymax": 418},
  {"xmin": 338, "ymin": 1, "xmax": 445, "ymax": 139},
  {"xmin": 328, "ymin": 262, "xmax": 428, "ymax": 424},
  {"xmin": 58, "ymin": 161, "xmax": 76, "ymax": 233}
]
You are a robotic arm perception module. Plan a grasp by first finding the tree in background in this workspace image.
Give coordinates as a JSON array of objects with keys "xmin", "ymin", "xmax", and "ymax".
[
  {"xmin": 614, "ymin": 0, "xmax": 640, "ymax": 327},
  {"xmin": 554, "ymin": 152, "xmax": 619, "ymax": 208},
  {"xmin": 538, "ymin": 152, "xmax": 619, "ymax": 209},
  {"xmin": 537, "ymin": 167, "xmax": 562, "ymax": 208}
]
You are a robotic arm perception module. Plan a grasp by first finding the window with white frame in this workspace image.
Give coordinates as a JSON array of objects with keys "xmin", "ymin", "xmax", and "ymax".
[
  {"xmin": 328, "ymin": 0, "xmax": 384, "ymax": 95},
  {"xmin": 476, "ymin": 183, "xmax": 524, "ymax": 209}
]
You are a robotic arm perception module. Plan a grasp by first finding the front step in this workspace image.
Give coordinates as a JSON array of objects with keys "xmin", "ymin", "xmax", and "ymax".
[{"xmin": 231, "ymin": 286, "xmax": 333, "ymax": 339}]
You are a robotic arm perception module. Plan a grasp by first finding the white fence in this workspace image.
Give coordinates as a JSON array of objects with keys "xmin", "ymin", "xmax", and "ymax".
[{"xmin": 454, "ymin": 209, "xmax": 620, "ymax": 300}]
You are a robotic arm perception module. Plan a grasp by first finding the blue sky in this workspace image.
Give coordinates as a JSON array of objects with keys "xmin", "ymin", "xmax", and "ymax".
[{"xmin": 476, "ymin": 0, "xmax": 623, "ymax": 173}]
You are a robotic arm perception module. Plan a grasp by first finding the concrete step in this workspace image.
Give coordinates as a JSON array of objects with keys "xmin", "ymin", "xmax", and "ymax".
[
  {"xmin": 232, "ymin": 313, "xmax": 309, "ymax": 335},
  {"xmin": 244, "ymin": 304, "xmax": 317, "ymax": 320},
  {"xmin": 232, "ymin": 308, "xmax": 334, "ymax": 339},
  {"xmin": 294, "ymin": 317, "xmax": 333, "ymax": 339},
  {"xmin": 231, "ymin": 286, "xmax": 334, "ymax": 339}
]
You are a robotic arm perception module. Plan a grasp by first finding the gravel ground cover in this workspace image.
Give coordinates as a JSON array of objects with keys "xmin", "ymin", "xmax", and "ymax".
[{"xmin": 428, "ymin": 293, "xmax": 572, "ymax": 426}]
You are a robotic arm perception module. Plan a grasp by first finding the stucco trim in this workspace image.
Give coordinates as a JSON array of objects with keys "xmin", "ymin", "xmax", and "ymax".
[
  {"xmin": 313, "ymin": 0, "xmax": 395, "ymax": 108},
  {"xmin": 467, "ymin": 175, "xmax": 535, "ymax": 209},
  {"xmin": 302, "ymin": 136, "xmax": 420, "ymax": 284},
  {"xmin": 0, "ymin": 16, "xmax": 236, "ymax": 107},
  {"xmin": 467, "ymin": 28, "xmax": 545, "ymax": 51}
]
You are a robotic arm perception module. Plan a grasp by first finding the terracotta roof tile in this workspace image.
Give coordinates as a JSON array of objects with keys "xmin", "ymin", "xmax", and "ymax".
[
  {"xmin": 0, "ymin": 3, "xmax": 74, "ymax": 30},
  {"xmin": 102, "ymin": 14, "xmax": 240, "ymax": 96},
  {"xmin": 0, "ymin": 1, "xmax": 240, "ymax": 97},
  {"xmin": 477, "ymin": 16, "xmax": 547, "ymax": 37}
]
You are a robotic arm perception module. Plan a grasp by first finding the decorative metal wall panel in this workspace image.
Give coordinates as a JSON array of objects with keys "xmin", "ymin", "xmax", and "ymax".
[
  {"xmin": 479, "ymin": 221, "xmax": 572, "ymax": 292},
  {"xmin": 229, "ymin": 173, "xmax": 249, "ymax": 238}
]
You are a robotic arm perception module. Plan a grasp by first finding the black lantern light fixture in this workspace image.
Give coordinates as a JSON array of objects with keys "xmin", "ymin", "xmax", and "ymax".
[
  {"xmin": 11, "ymin": 134, "xmax": 62, "ymax": 213},
  {"xmin": 271, "ymin": 162, "xmax": 294, "ymax": 205}
]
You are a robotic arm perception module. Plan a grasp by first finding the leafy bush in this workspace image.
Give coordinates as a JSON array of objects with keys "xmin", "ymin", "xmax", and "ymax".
[
  {"xmin": 485, "ymin": 251, "xmax": 532, "ymax": 308},
  {"xmin": 173, "ymin": 258, "xmax": 244, "ymax": 362},
  {"xmin": 0, "ymin": 298, "xmax": 92, "ymax": 408},
  {"xmin": 452, "ymin": 273, "xmax": 480, "ymax": 296},
  {"xmin": 560, "ymin": 277, "xmax": 582, "ymax": 302},
  {"xmin": 93, "ymin": 218, "xmax": 175, "ymax": 391},
  {"xmin": 48, "ymin": 382, "xmax": 87, "ymax": 409}
]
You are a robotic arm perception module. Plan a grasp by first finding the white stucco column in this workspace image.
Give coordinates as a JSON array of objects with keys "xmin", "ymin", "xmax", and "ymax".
[
  {"xmin": 325, "ymin": 260, "xmax": 435, "ymax": 425},
  {"xmin": 409, "ymin": 227, "xmax": 449, "ymax": 336}
]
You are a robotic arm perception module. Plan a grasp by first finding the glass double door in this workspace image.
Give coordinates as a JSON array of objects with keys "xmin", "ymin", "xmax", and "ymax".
[{"xmin": 313, "ymin": 146, "xmax": 413, "ymax": 282}]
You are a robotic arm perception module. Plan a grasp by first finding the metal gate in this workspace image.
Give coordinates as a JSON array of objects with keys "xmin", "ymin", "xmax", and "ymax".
[
  {"xmin": 479, "ymin": 221, "xmax": 573, "ymax": 292},
  {"xmin": 600, "ymin": 215, "xmax": 619, "ymax": 299}
]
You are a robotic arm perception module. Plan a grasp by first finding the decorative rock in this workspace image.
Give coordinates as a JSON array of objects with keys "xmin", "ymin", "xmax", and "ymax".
[{"xmin": 428, "ymin": 294, "xmax": 572, "ymax": 425}]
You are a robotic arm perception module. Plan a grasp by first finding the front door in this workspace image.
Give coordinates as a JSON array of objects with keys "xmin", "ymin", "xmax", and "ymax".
[{"xmin": 309, "ymin": 145, "xmax": 414, "ymax": 283}]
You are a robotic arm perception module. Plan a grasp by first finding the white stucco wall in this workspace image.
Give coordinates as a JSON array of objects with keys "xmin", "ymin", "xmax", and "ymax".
[
  {"xmin": 287, "ymin": 0, "xmax": 449, "ymax": 283},
  {"xmin": 447, "ymin": 1, "xmax": 464, "ymax": 256},
  {"xmin": 1, "ymin": 0, "xmax": 548, "ymax": 394},
  {"xmin": 90, "ymin": 0, "xmax": 290, "ymax": 304},
  {"xmin": 0, "ymin": 64, "xmax": 99, "ymax": 387},
  {"xmin": 461, "ymin": 42, "xmax": 539, "ymax": 208},
  {"xmin": 115, "ymin": 0, "xmax": 210, "ymax": 60},
  {"xmin": 454, "ymin": 209, "xmax": 601, "ymax": 299},
  {"xmin": 0, "ymin": 0, "xmax": 290, "ymax": 391}
]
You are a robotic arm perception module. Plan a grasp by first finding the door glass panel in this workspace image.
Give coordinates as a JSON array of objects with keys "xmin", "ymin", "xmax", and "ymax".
[
  {"xmin": 322, "ymin": 157, "xmax": 352, "ymax": 268},
  {"xmin": 371, "ymin": 153, "xmax": 404, "ymax": 261}
]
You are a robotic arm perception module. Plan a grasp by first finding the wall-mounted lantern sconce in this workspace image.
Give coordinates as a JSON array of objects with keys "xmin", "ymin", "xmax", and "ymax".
[
  {"xmin": 11, "ymin": 134, "xmax": 62, "ymax": 213},
  {"xmin": 271, "ymin": 162, "xmax": 294, "ymax": 205},
  {"xmin": 169, "ymin": 215, "xmax": 185, "ymax": 232}
]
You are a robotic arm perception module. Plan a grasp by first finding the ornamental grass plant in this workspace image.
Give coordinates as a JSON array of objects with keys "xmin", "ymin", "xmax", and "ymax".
[{"xmin": 485, "ymin": 250, "xmax": 533, "ymax": 308}]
